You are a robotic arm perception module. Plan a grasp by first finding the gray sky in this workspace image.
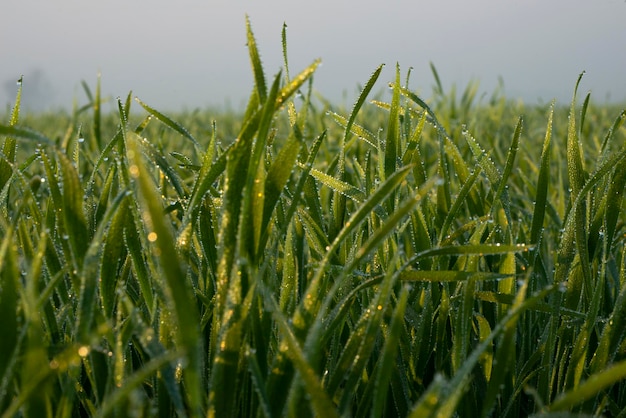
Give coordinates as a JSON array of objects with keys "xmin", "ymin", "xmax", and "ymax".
[{"xmin": 1, "ymin": 0, "xmax": 625, "ymax": 112}]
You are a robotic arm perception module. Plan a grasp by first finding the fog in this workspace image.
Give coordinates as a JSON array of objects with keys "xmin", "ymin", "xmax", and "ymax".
[{"xmin": 1, "ymin": 0, "xmax": 625, "ymax": 112}]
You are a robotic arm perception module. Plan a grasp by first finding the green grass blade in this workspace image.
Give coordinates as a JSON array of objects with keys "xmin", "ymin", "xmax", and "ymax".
[
  {"xmin": 495, "ymin": 116, "xmax": 522, "ymax": 202},
  {"xmin": 371, "ymin": 285, "xmax": 410, "ymax": 417},
  {"xmin": 384, "ymin": 64, "xmax": 401, "ymax": 181},
  {"xmin": 294, "ymin": 164, "xmax": 414, "ymax": 337},
  {"xmin": 328, "ymin": 112, "xmax": 377, "ymax": 148},
  {"xmin": 529, "ymin": 103, "xmax": 554, "ymax": 245},
  {"xmin": 281, "ymin": 130, "xmax": 326, "ymax": 235},
  {"xmin": 275, "ymin": 59, "xmax": 320, "ymax": 109},
  {"xmin": 75, "ymin": 189, "xmax": 129, "ymax": 342},
  {"xmin": 246, "ymin": 15, "xmax": 267, "ymax": 104},
  {"xmin": 261, "ymin": 284, "xmax": 340, "ymax": 418},
  {"xmin": 260, "ymin": 130, "xmax": 303, "ymax": 249},
  {"xmin": 304, "ymin": 165, "xmax": 366, "ymax": 202},
  {"xmin": 0, "ymin": 125, "xmax": 52, "ymax": 145},
  {"xmin": 438, "ymin": 166, "xmax": 483, "ymax": 244},
  {"xmin": 57, "ymin": 151, "xmax": 89, "ymax": 270},
  {"xmin": 93, "ymin": 74, "xmax": 102, "ymax": 148},
  {"xmin": 430, "ymin": 62, "xmax": 444, "ymax": 97},
  {"xmin": 413, "ymin": 243, "xmax": 532, "ymax": 260},
  {"xmin": 0, "ymin": 226, "xmax": 19, "ymax": 395},
  {"xmin": 93, "ymin": 350, "xmax": 183, "ymax": 418},
  {"xmin": 0, "ymin": 79, "xmax": 20, "ymax": 190},
  {"xmin": 399, "ymin": 270, "xmax": 515, "ymax": 282},
  {"xmin": 127, "ymin": 133, "xmax": 202, "ymax": 417},
  {"xmin": 99, "ymin": 196, "xmax": 129, "ymax": 318},
  {"xmin": 590, "ymin": 245, "xmax": 626, "ymax": 374},
  {"xmin": 436, "ymin": 280, "xmax": 555, "ymax": 417},
  {"xmin": 549, "ymin": 359, "xmax": 626, "ymax": 412},
  {"xmin": 9, "ymin": 76, "xmax": 23, "ymax": 124},
  {"xmin": 567, "ymin": 72, "xmax": 586, "ymax": 198},
  {"xmin": 344, "ymin": 65, "xmax": 384, "ymax": 146},
  {"xmin": 135, "ymin": 98, "xmax": 201, "ymax": 152}
]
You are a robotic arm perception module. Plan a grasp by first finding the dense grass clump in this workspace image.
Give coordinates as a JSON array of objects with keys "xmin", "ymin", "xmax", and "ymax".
[{"xmin": 1, "ymin": 20, "xmax": 626, "ymax": 417}]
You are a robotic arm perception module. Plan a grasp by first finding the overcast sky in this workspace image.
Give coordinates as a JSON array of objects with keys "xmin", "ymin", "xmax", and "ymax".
[{"xmin": 1, "ymin": 0, "xmax": 625, "ymax": 112}]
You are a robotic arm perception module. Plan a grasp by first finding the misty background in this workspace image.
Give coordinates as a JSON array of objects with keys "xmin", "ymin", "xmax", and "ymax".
[{"xmin": 1, "ymin": 0, "xmax": 625, "ymax": 113}]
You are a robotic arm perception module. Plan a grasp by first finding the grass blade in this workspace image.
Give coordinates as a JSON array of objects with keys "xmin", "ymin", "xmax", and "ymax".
[
  {"xmin": 246, "ymin": 15, "xmax": 267, "ymax": 104},
  {"xmin": 135, "ymin": 98, "xmax": 201, "ymax": 152},
  {"xmin": 127, "ymin": 133, "xmax": 202, "ymax": 417}
]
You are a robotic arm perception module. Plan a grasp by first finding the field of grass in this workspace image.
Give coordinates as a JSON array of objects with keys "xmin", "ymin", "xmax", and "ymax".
[{"xmin": 1, "ymin": 20, "xmax": 626, "ymax": 417}]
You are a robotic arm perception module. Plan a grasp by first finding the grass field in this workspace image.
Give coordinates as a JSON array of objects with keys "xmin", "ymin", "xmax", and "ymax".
[{"xmin": 1, "ymin": 20, "xmax": 626, "ymax": 417}]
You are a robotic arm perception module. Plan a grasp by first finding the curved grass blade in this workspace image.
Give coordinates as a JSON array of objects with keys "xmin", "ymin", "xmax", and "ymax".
[
  {"xmin": 179, "ymin": 132, "xmax": 232, "ymax": 242},
  {"xmin": 275, "ymin": 59, "xmax": 320, "ymax": 109},
  {"xmin": 412, "ymin": 243, "xmax": 532, "ymax": 260},
  {"xmin": 0, "ymin": 125, "xmax": 52, "ymax": 145},
  {"xmin": 304, "ymin": 166, "xmax": 366, "ymax": 202},
  {"xmin": 438, "ymin": 166, "xmax": 483, "ymax": 244},
  {"xmin": 548, "ymin": 359, "xmax": 626, "ymax": 412},
  {"xmin": 135, "ymin": 135, "xmax": 188, "ymax": 199},
  {"xmin": 344, "ymin": 65, "xmax": 384, "ymax": 146},
  {"xmin": 399, "ymin": 85, "xmax": 450, "ymax": 140},
  {"xmin": 600, "ymin": 109, "xmax": 626, "ymax": 154},
  {"xmin": 399, "ymin": 270, "xmax": 515, "ymax": 282},
  {"xmin": 135, "ymin": 98, "xmax": 201, "ymax": 152},
  {"xmin": 328, "ymin": 112, "xmax": 377, "ymax": 148},
  {"xmin": 333, "ymin": 64, "xmax": 384, "ymax": 238}
]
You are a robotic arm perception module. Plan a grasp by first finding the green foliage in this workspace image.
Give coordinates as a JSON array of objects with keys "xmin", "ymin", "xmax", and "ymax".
[{"xmin": 1, "ymin": 20, "xmax": 626, "ymax": 418}]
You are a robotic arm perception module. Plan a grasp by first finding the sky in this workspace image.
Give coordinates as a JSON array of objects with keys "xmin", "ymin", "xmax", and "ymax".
[{"xmin": 1, "ymin": 0, "xmax": 625, "ymax": 112}]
